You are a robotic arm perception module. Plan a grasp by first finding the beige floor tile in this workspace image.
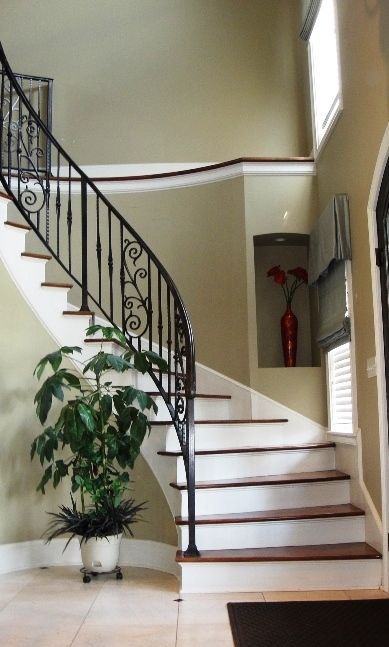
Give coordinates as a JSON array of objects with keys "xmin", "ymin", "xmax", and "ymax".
[
  {"xmin": 0, "ymin": 623, "xmax": 80, "ymax": 646},
  {"xmin": 72, "ymin": 623, "xmax": 177, "ymax": 647},
  {"xmin": 178, "ymin": 592, "xmax": 263, "ymax": 625},
  {"xmin": 177, "ymin": 623, "xmax": 234, "ymax": 647},
  {"xmin": 263, "ymin": 589, "xmax": 348, "ymax": 601},
  {"xmin": 84, "ymin": 588, "xmax": 179, "ymax": 626}
]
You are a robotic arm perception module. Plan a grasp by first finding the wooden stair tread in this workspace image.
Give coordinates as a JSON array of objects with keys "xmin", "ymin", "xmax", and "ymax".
[
  {"xmin": 176, "ymin": 542, "xmax": 382, "ymax": 563},
  {"xmin": 21, "ymin": 251, "xmax": 52, "ymax": 260},
  {"xmin": 159, "ymin": 442, "xmax": 335, "ymax": 457},
  {"xmin": 153, "ymin": 418, "xmax": 288, "ymax": 426},
  {"xmin": 175, "ymin": 504, "xmax": 364, "ymax": 526},
  {"xmin": 147, "ymin": 392, "xmax": 232, "ymax": 400},
  {"xmin": 84, "ymin": 337, "xmax": 125, "ymax": 347},
  {"xmin": 41, "ymin": 282, "xmax": 73, "ymax": 289},
  {"xmin": 5, "ymin": 220, "xmax": 31, "ymax": 230},
  {"xmin": 0, "ymin": 191, "xmax": 12, "ymax": 201},
  {"xmin": 170, "ymin": 469, "xmax": 350, "ymax": 490},
  {"xmin": 63, "ymin": 310, "xmax": 95, "ymax": 316}
]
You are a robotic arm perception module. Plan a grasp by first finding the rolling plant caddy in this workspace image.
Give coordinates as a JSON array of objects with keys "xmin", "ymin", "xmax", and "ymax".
[{"xmin": 31, "ymin": 324, "xmax": 167, "ymax": 581}]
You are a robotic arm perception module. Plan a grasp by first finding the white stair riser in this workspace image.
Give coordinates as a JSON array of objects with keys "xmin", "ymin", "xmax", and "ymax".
[
  {"xmin": 173, "ymin": 448, "xmax": 335, "ymax": 482},
  {"xmin": 179, "ymin": 559, "xmax": 382, "ymax": 593},
  {"xmin": 178, "ymin": 516, "xmax": 365, "ymax": 551},
  {"xmin": 179, "ymin": 480, "xmax": 351, "ymax": 516},
  {"xmin": 150, "ymin": 396, "xmax": 230, "ymax": 422},
  {"xmin": 165, "ymin": 423, "xmax": 320, "ymax": 452}
]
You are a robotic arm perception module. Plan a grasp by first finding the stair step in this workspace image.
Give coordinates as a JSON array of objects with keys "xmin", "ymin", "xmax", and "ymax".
[
  {"xmin": 176, "ymin": 542, "xmax": 381, "ymax": 563},
  {"xmin": 63, "ymin": 310, "xmax": 95, "ymax": 316},
  {"xmin": 154, "ymin": 418, "xmax": 288, "ymax": 426},
  {"xmin": 159, "ymin": 442, "xmax": 335, "ymax": 457},
  {"xmin": 21, "ymin": 251, "xmax": 51, "ymax": 260},
  {"xmin": 148, "ymin": 392, "xmax": 232, "ymax": 400},
  {"xmin": 175, "ymin": 503, "xmax": 364, "ymax": 526},
  {"xmin": 170, "ymin": 469, "xmax": 349, "ymax": 491},
  {"xmin": 5, "ymin": 220, "xmax": 31, "ymax": 231},
  {"xmin": 41, "ymin": 282, "xmax": 73, "ymax": 289},
  {"xmin": 177, "ymin": 542, "xmax": 382, "ymax": 592},
  {"xmin": 0, "ymin": 191, "xmax": 11, "ymax": 201}
]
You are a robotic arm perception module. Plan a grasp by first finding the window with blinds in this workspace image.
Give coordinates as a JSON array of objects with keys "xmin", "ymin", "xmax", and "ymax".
[{"xmin": 328, "ymin": 341, "xmax": 353, "ymax": 433}]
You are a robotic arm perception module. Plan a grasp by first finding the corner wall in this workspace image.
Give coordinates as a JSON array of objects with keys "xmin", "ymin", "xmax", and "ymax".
[
  {"xmin": 0, "ymin": 260, "xmax": 176, "ymax": 546},
  {"xmin": 305, "ymin": 0, "xmax": 389, "ymax": 513}
]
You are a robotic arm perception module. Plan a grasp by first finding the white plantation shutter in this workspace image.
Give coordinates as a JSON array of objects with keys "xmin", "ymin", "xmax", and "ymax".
[{"xmin": 328, "ymin": 342, "xmax": 353, "ymax": 432}]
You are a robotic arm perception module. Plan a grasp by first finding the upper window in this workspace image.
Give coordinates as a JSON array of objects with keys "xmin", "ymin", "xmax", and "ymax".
[{"xmin": 307, "ymin": 0, "xmax": 342, "ymax": 152}]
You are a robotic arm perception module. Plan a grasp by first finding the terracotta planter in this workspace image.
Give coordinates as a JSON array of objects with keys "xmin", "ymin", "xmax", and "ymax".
[
  {"xmin": 281, "ymin": 305, "xmax": 298, "ymax": 367},
  {"xmin": 80, "ymin": 533, "xmax": 122, "ymax": 572}
]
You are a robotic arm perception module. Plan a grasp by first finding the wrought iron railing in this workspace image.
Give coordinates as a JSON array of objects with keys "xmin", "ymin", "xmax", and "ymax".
[{"xmin": 0, "ymin": 43, "xmax": 198, "ymax": 556}]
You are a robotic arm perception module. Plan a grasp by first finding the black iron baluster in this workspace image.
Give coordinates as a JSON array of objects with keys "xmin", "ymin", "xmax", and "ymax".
[
  {"xmin": 80, "ymin": 177, "xmax": 88, "ymax": 311},
  {"xmin": 46, "ymin": 79, "xmax": 53, "ymax": 170},
  {"xmin": 148, "ymin": 256, "xmax": 152, "ymax": 352},
  {"xmin": 96, "ymin": 196, "xmax": 102, "ymax": 305},
  {"xmin": 0, "ymin": 70, "xmax": 5, "ymax": 170},
  {"xmin": 167, "ymin": 287, "xmax": 172, "ymax": 400},
  {"xmin": 67, "ymin": 163, "xmax": 72, "ymax": 273},
  {"xmin": 7, "ymin": 80, "xmax": 12, "ymax": 186},
  {"xmin": 108, "ymin": 207, "xmax": 114, "ymax": 319},
  {"xmin": 55, "ymin": 150, "xmax": 61, "ymax": 257},
  {"xmin": 17, "ymin": 82, "xmax": 21, "ymax": 203},
  {"xmin": 120, "ymin": 221, "xmax": 125, "ymax": 332},
  {"xmin": 37, "ymin": 79, "xmax": 41, "ymax": 172},
  {"xmin": 158, "ymin": 270, "xmax": 163, "ymax": 367}
]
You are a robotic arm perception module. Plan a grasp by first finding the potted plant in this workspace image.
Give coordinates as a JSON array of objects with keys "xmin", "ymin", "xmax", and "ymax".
[{"xmin": 31, "ymin": 324, "xmax": 167, "ymax": 579}]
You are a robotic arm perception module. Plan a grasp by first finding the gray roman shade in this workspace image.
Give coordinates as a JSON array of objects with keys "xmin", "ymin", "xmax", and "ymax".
[
  {"xmin": 308, "ymin": 194, "xmax": 352, "ymax": 350},
  {"xmin": 299, "ymin": 0, "xmax": 322, "ymax": 41}
]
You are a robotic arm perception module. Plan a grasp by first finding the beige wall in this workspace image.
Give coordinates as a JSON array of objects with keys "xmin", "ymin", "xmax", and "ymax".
[
  {"xmin": 0, "ymin": 260, "xmax": 176, "ymax": 545},
  {"xmin": 308, "ymin": 0, "xmax": 389, "ymax": 512},
  {"xmin": 244, "ymin": 174, "xmax": 326, "ymax": 424},
  {"xmin": 111, "ymin": 178, "xmax": 250, "ymax": 385},
  {"xmin": 2, "ymin": 0, "xmax": 308, "ymax": 164}
]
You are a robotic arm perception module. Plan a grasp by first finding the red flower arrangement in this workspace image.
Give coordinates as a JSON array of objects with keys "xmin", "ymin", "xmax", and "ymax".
[{"xmin": 267, "ymin": 265, "xmax": 308, "ymax": 306}]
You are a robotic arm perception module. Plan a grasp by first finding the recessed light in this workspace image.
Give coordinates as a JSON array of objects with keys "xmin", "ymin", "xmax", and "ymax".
[{"xmin": 275, "ymin": 237, "xmax": 286, "ymax": 242}]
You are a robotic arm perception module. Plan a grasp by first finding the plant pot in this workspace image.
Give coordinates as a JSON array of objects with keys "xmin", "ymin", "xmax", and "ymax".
[
  {"xmin": 80, "ymin": 533, "xmax": 122, "ymax": 573},
  {"xmin": 281, "ymin": 305, "xmax": 298, "ymax": 367}
]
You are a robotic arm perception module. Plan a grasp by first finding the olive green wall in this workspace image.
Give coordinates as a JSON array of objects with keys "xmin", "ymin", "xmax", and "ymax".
[
  {"xmin": 0, "ymin": 260, "xmax": 176, "ymax": 545},
  {"xmin": 111, "ymin": 178, "xmax": 250, "ymax": 386},
  {"xmin": 1, "ymin": 0, "xmax": 308, "ymax": 163},
  {"xmin": 306, "ymin": 0, "xmax": 389, "ymax": 512}
]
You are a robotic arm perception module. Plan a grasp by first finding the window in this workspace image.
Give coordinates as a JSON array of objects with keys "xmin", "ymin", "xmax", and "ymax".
[
  {"xmin": 327, "ymin": 341, "xmax": 353, "ymax": 433},
  {"xmin": 305, "ymin": 0, "xmax": 342, "ymax": 151}
]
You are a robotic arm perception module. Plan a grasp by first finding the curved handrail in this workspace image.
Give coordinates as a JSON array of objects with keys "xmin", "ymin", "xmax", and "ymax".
[{"xmin": 0, "ymin": 43, "xmax": 198, "ymax": 556}]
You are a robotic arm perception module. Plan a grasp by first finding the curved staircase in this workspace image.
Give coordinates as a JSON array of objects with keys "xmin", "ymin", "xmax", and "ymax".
[{"xmin": 0, "ymin": 38, "xmax": 383, "ymax": 591}]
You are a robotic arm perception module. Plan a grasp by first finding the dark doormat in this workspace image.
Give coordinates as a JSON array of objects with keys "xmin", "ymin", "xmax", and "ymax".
[{"xmin": 227, "ymin": 599, "xmax": 389, "ymax": 647}]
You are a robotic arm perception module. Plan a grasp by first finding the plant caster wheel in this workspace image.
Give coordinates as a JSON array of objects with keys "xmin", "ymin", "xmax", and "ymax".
[
  {"xmin": 116, "ymin": 571, "xmax": 123, "ymax": 580},
  {"xmin": 83, "ymin": 574, "xmax": 91, "ymax": 583}
]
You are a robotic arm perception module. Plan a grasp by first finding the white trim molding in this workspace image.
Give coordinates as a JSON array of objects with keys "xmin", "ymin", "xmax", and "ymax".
[
  {"xmin": 43, "ymin": 159, "xmax": 316, "ymax": 194},
  {"xmin": 367, "ymin": 121, "xmax": 389, "ymax": 591},
  {"xmin": 0, "ymin": 538, "xmax": 179, "ymax": 577}
]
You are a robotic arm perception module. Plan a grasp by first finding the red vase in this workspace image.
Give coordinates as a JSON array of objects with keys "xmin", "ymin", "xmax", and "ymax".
[{"xmin": 281, "ymin": 305, "xmax": 298, "ymax": 367}]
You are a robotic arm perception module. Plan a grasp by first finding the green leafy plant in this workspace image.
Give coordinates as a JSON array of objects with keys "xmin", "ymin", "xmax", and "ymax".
[
  {"xmin": 31, "ymin": 324, "xmax": 167, "ymax": 542},
  {"xmin": 45, "ymin": 495, "xmax": 147, "ymax": 548}
]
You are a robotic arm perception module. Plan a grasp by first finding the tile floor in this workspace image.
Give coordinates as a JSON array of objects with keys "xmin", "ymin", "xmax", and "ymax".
[{"xmin": 0, "ymin": 566, "xmax": 388, "ymax": 646}]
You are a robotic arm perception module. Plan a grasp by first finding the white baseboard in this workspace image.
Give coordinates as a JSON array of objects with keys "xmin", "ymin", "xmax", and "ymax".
[{"xmin": 0, "ymin": 538, "xmax": 179, "ymax": 577}]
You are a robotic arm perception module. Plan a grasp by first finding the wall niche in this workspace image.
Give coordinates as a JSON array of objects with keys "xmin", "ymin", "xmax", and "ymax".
[{"xmin": 254, "ymin": 233, "xmax": 319, "ymax": 368}]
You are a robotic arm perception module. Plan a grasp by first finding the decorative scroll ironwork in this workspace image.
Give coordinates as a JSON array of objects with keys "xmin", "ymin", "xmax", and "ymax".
[
  {"xmin": 0, "ymin": 42, "xmax": 198, "ymax": 556},
  {"xmin": 122, "ymin": 238, "xmax": 150, "ymax": 339}
]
